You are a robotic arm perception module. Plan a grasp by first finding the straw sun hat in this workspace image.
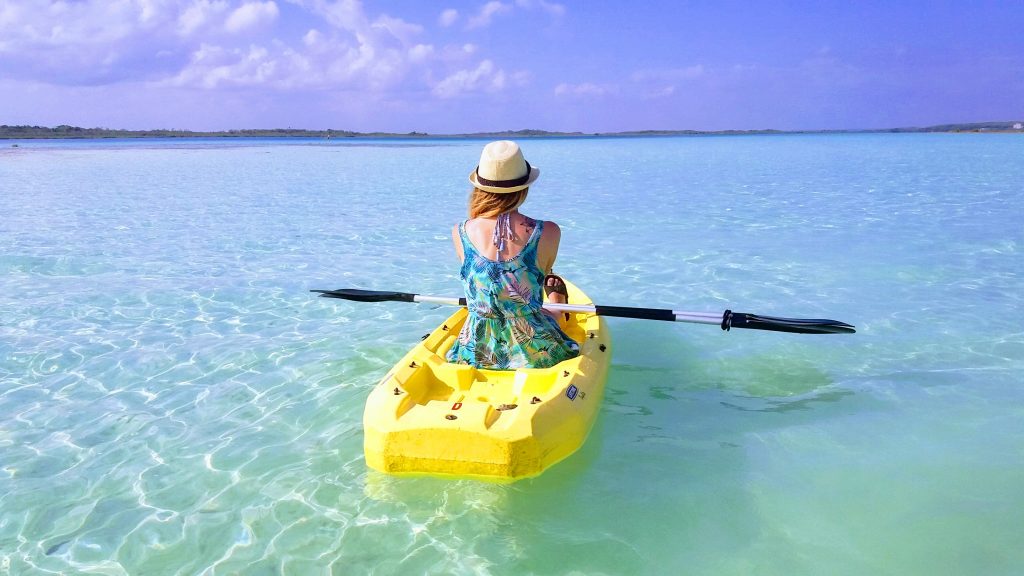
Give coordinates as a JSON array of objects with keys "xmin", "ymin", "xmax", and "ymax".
[{"xmin": 468, "ymin": 140, "xmax": 540, "ymax": 194}]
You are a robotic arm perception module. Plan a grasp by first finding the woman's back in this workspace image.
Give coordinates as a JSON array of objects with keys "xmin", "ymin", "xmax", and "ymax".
[
  {"xmin": 447, "ymin": 214, "xmax": 579, "ymax": 369},
  {"xmin": 455, "ymin": 212, "xmax": 560, "ymax": 271}
]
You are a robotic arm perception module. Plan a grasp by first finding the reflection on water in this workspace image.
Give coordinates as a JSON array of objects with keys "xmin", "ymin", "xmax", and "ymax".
[{"xmin": 719, "ymin": 388, "xmax": 855, "ymax": 413}]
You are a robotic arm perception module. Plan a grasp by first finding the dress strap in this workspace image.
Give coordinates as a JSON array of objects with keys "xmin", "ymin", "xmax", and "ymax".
[
  {"xmin": 458, "ymin": 220, "xmax": 475, "ymax": 256},
  {"xmin": 458, "ymin": 217, "xmax": 543, "ymax": 262},
  {"xmin": 525, "ymin": 219, "xmax": 545, "ymax": 249},
  {"xmin": 492, "ymin": 212, "xmax": 513, "ymax": 261}
]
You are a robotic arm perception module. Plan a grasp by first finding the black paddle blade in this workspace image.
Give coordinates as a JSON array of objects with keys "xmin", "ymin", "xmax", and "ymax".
[
  {"xmin": 725, "ymin": 312, "xmax": 856, "ymax": 334},
  {"xmin": 311, "ymin": 289, "xmax": 416, "ymax": 303}
]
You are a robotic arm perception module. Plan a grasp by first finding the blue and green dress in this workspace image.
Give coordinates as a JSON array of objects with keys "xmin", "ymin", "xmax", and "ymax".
[{"xmin": 446, "ymin": 219, "xmax": 580, "ymax": 370}]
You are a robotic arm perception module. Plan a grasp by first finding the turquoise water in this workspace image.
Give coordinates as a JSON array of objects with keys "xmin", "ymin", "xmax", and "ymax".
[{"xmin": 1, "ymin": 134, "xmax": 1022, "ymax": 575}]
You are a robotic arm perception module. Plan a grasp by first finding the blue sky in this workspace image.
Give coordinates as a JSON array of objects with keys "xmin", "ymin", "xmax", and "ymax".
[{"xmin": 1, "ymin": 1, "xmax": 1021, "ymax": 132}]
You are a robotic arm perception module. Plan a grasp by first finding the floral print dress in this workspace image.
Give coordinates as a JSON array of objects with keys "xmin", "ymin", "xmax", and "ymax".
[{"xmin": 446, "ymin": 218, "xmax": 580, "ymax": 370}]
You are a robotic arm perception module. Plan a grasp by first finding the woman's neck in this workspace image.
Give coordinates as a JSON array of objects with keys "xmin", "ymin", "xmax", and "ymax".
[{"xmin": 480, "ymin": 209, "xmax": 520, "ymax": 221}]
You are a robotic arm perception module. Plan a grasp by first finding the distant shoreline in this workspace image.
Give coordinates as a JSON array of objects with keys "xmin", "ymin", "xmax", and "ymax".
[{"xmin": 2, "ymin": 121, "xmax": 1022, "ymax": 140}]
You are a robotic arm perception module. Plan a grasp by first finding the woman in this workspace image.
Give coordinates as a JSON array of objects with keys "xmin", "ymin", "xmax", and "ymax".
[{"xmin": 446, "ymin": 141, "xmax": 580, "ymax": 370}]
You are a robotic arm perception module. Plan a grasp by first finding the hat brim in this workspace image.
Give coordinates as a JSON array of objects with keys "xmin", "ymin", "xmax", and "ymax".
[{"xmin": 468, "ymin": 166, "xmax": 540, "ymax": 194}]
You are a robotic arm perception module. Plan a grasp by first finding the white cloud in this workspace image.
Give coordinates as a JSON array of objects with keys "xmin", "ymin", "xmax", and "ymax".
[
  {"xmin": 554, "ymin": 82, "xmax": 613, "ymax": 97},
  {"xmin": 371, "ymin": 14, "xmax": 423, "ymax": 44},
  {"xmin": 408, "ymin": 43, "xmax": 434, "ymax": 62},
  {"xmin": 167, "ymin": 6, "xmax": 422, "ymax": 92},
  {"xmin": 629, "ymin": 65, "xmax": 703, "ymax": 99},
  {"xmin": 160, "ymin": 0, "xmax": 424, "ymax": 91},
  {"xmin": 462, "ymin": 0, "xmax": 563, "ymax": 30},
  {"xmin": 433, "ymin": 59, "xmax": 510, "ymax": 98},
  {"xmin": 429, "ymin": 42, "xmax": 480, "ymax": 68},
  {"xmin": 225, "ymin": 1, "xmax": 279, "ymax": 33},
  {"xmin": 466, "ymin": 1, "xmax": 510, "ymax": 29},
  {"xmin": 0, "ymin": 0, "xmax": 192, "ymax": 84},
  {"xmin": 137, "ymin": 0, "xmax": 166, "ymax": 25},
  {"xmin": 3, "ymin": 1, "xmax": 150, "ymax": 47},
  {"xmin": 307, "ymin": 0, "xmax": 369, "ymax": 31},
  {"xmin": 439, "ymin": 8, "xmax": 458, "ymax": 27},
  {"xmin": 303, "ymin": 28, "xmax": 322, "ymax": 46},
  {"xmin": 514, "ymin": 0, "xmax": 565, "ymax": 17},
  {"xmin": 510, "ymin": 69, "xmax": 530, "ymax": 85},
  {"xmin": 0, "ymin": 0, "xmax": 523, "ymax": 103},
  {"xmin": 166, "ymin": 43, "xmax": 268, "ymax": 88},
  {"xmin": 179, "ymin": 1, "xmax": 229, "ymax": 36},
  {"xmin": 631, "ymin": 65, "xmax": 705, "ymax": 83},
  {"xmin": 645, "ymin": 85, "xmax": 675, "ymax": 98}
]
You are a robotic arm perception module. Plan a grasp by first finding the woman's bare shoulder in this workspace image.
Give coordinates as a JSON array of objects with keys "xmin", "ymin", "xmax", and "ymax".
[
  {"xmin": 534, "ymin": 218, "xmax": 562, "ymax": 273},
  {"xmin": 540, "ymin": 219, "xmax": 561, "ymax": 239}
]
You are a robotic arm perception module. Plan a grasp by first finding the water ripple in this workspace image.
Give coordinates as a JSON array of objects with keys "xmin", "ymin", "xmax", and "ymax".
[{"xmin": 2, "ymin": 135, "xmax": 1022, "ymax": 574}]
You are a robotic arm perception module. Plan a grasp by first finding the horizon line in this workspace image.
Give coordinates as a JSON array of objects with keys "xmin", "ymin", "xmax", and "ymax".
[{"xmin": 2, "ymin": 120, "xmax": 1023, "ymax": 139}]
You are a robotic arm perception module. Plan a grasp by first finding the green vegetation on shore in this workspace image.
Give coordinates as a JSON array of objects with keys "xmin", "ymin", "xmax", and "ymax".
[{"xmin": 1, "ymin": 122, "xmax": 1022, "ymax": 140}]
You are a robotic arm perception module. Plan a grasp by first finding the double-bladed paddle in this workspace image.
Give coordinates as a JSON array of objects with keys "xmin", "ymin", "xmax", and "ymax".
[{"xmin": 311, "ymin": 288, "xmax": 855, "ymax": 335}]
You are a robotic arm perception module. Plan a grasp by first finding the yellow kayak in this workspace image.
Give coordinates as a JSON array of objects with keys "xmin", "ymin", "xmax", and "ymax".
[{"xmin": 363, "ymin": 279, "xmax": 611, "ymax": 481}]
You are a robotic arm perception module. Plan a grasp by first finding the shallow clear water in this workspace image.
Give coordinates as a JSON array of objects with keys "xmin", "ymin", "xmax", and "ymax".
[{"xmin": 1, "ymin": 134, "xmax": 1022, "ymax": 575}]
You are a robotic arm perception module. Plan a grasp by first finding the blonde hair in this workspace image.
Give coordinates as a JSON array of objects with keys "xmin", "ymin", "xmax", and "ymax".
[{"xmin": 468, "ymin": 187, "xmax": 528, "ymax": 218}]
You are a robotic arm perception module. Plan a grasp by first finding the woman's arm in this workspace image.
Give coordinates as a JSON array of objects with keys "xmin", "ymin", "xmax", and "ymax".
[
  {"xmin": 451, "ymin": 224, "xmax": 465, "ymax": 263},
  {"xmin": 537, "ymin": 221, "xmax": 562, "ymax": 274}
]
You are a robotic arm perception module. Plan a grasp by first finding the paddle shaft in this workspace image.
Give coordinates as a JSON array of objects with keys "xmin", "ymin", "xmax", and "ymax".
[
  {"xmin": 312, "ymin": 289, "xmax": 856, "ymax": 334},
  {"xmin": 412, "ymin": 296, "xmax": 713, "ymax": 324}
]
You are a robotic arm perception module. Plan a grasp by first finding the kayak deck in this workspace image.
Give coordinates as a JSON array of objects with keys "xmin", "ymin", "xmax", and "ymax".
[{"xmin": 363, "ymin": 280, "xmax": 611, "ymax": 481}]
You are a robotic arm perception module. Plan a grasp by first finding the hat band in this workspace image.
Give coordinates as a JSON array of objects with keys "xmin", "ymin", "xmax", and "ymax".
[{"xmin": 475, "ymin": 161, "xmax": 531, "ymax": 188}]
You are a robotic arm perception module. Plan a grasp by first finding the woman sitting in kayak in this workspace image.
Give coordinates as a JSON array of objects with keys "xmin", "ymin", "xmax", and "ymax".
[{"xmin": 446, "ymin": 141, "xmax": 580, "ymax": 370}]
